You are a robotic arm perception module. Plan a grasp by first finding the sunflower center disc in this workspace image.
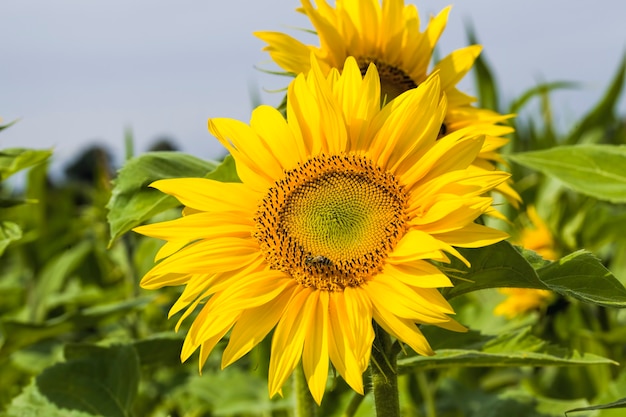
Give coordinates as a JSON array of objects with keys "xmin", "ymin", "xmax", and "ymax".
[
  {"xmin": 255, "ymin": 154, "xmax": 408, "ymax": 291},
  {"xmin": 356, "ymin": 57, "xmax": 417, "ymax": 103}
]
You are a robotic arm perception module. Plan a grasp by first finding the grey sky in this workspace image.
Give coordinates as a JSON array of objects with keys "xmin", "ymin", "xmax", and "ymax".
[{"xmin": 1, "ymin": 0, "xmax": 625, "ymax": 172}]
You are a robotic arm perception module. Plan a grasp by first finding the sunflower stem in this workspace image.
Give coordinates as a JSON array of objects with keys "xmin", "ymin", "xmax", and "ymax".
[
  {"xmin": 294, "ymin": 364, "xmax": 317, "ymax": 417},
  {"xmin": 371, "ymin": 326, "xmax": 400, "ymax": 417}
]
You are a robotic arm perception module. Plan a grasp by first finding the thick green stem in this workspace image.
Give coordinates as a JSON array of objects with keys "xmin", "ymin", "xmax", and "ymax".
[
  {"xmin": 294, "ymin": 364, "xmax": 317, "ymax": 417},
  {"xmin": 371, "ymin": 326, "xmax": 400, "ymax": 417}
]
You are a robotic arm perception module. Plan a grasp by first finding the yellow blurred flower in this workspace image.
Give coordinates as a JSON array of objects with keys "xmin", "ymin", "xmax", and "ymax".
[
  {"xmin": 517, "ymin": 206, "xmax": 558, "ymax": 261},
  {"xmin": 255, "ymin": 0, "xmax": 520, "ymax": 204},
  {"xmin": 495, "ymin": 206, "xmax": 557, "ymax": 318},
  {"xmin": 135, "ymin": 57, "xmax": 509, "ymax": 404}
]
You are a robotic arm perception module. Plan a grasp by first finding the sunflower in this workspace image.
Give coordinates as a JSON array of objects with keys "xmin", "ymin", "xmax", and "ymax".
[
  {"xmin": 255, "ymin": 0, "xmax": 519, "ymax": 204},
  {"xmin": 495, "ymin": 206, "xmax": 557, "ymax": 318},
  {"xmin": 135, "ymin": 57, "xmax": 509, "ymax": 404}
]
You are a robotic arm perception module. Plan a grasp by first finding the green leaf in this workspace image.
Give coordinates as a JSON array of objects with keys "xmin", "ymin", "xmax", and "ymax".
[
  {"xmin": 0, "ymin": 148, "xmax": 52, "ymax": 181},
  {"xmin": 31, "ymin": 240, "xmax": 93, "ymax": 321},
  {"xmin": 173, "ymin": 369, "xmax": 291, "ymax": 416},
  {"xmin": 106, "ymin": 151, "xmax": 219, "ymax": 243},
  {"xmin": 566, "ymin": 397, "xmax": 626, "ymax": 415},
  {"xmin": 442, "ymin": 241, "xmax": 546, "ymax": 299},
  {"xmin": 436, "ymin": 381, "xmax": 592, "ymax": 417},
  {"xmin": 35, "ymin": 344, "xmax": 140, "ymax": 417},
  {"xmin": 507, "ymin": 144, "xmax": 626, "ymax": 203},
  {"xmin": 0, "ymin": 297, "xmax": 152, "ymax": 359},
  {"xmin": 206, "ymin": 154, "xmax": 239, "ymax": 183},
  {"xmin": 6, "ymin": 384, "xmax": 98, "ymax": 417},
  {"xmin": 0, "ymin": 221, "xmax": 22, "ymax": 256},
  {"xmin": 132, "ymin": 332, "xmax": 184, "ymax": 368},
  {"xmin": 398, "ymin": 327, "xmax": 616, "ymax": 372},
  {"xmin": 538, "ymin": 250, "xmax": 626, "ymax": 307}
]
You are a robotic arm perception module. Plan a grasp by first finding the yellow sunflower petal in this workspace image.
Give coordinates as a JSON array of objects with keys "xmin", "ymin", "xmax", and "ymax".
[
  {"xmin": 196, "ymin": 326, "xmax": 236, "ymax": 373},
  {"xmin": 431, "ymin": 317, "xmax": 468, "ymax": 332},
  {"xmin": 134, "ymin": 212, "xmax": 254, "ymax": 242},
  {"xmin": 389, "ymin": 229, "xmax": 469, "ymax": 267},
  {"xmin": 380, "ymin": 0, "xmax": 404, "ymax": 58},
  {"xmin": 334, "ymin": 57, "xmax": 381, "ymax": 151},
  {"xmin": 254, "ymin": 31, "xmax": 312, "ymax": 74},
  {"xmin": 302, "ymin": 291, "xmax": 330, "ymax": 405},
  {"xmin": 328, "ymin": 289, "xmax": 371, "ymax": 394},
  {"xmin": 383, "ymin": 261, "xmax": 453, "ymax": 288},
  {"xmin": 208, "ymin": 118, "xmax": 283, "ymax": 191},
  {"xmin": 365, "ymin": 274, "xmax": 454, "ymax": 321},
  {"xmin": 154, "ymin": 240, "xmax": 189, "ymax": 261},
  {"xmin": 168, "ymin": 273, "xmax": 216, "ymax": 318},
  {"xmin": 400, "ymin": 133, "xmax": 484, "ymax": 186},
  {"xmin": 250, "ymin": 105, "xmax": 307, "ymax": 170},
  {"xmin": 301, "ymin": 0, "xmax": 346, "ymax": 67},
  {"xmin": 193, "ymin": 271, "xmax": 294, "ymax": 337},
  {"xmin": 308, "ymin": 56, "xmax": 349, "ymax": 154},
  {"xmin": 150, "ymin": 178, "xmax": 259, "ymax": 213},
  {"xmin": 268, "ymin": 287, "xmax": 316, "ymax": 398},
  {"xmin": 369, "ymin": 74, "xmax": 445, "ymax": 170},
  {"xmin": 433, "ymin": 45, "xmax": 482, "ymax": 92},
  {"xmin": 140, "ymin": 238, "xmax": 261, "ymax": 287},
  {"xmin": 222, "ymin": 283, "xmax": 297, "ymax": 368},
  {"xmin": 180, "ymin": 312, "xmax": 236, "ymax": 366},
  {"xmin": 431, "ymin": 223, "xmax": 509, "ymax": 248},
  {"xmin": 409, "ymin": 197, "xmax": 490, "ymax": 232},
  {"xmin": 372, "ymin": 304, "xmax": 434, "ymax": 356},
  {"xmin": 409, "ymin": 169, "xmax": 510, "ymax": 206}
]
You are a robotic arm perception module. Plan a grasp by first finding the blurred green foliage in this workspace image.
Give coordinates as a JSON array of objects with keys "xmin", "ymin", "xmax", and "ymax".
[{"xmin": 1, "ymin": 41, "xmax": 626, "ymax": 417}]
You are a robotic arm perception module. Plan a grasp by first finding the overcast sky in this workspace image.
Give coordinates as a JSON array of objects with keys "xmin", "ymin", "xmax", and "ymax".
[{"xmin": 1, "ymin": 0, "xmax": 625, "ymax": 173}]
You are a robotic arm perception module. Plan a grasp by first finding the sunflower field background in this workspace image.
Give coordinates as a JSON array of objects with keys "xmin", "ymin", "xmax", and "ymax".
[{"xmin": 2, "ymin": 1, "xmax": 626, "ymax": 416}]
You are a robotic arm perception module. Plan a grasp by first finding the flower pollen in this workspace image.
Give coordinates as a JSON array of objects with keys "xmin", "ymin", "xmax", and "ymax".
[{"xmin": 255, "ymin": 154, "xmax": 408, "ymax": 291}]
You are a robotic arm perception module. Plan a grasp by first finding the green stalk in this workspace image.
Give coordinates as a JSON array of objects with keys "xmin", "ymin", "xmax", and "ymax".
[
  {"xmin": 294, "ymin": 364, "xmax": 317, "ymax": 417},
  {"xmin": 371, "ymin": 326, "xmax": 400, "ymax": 417}
]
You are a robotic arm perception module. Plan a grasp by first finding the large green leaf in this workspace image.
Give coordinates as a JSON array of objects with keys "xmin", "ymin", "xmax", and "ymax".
[
  {"xmin": 507, "ymin": 144, "xmax": 626, "ymax": 203},
  {"xmin": 132, "ymin": 332, "xmax": 184, "ymax": 368},
  {"xmin": 0, "ymin": 221, "xmax": 22, "ymax": 256},
  {"xmin": 442, "ymin": 241, "xmax": 546, "ymax": 299},
  {"xmin": 107, "ymin": 152, "xmax": 219, "ymax": 243},
  {"xmin": 6, "ymin": 384, "xmax": 97, "ymax": 417},
  {"xmin": 35, "ymin": 344, "xmax": 140, "ymax": 417},
  {"xmin": 0, "ymin": 148, "xmax": 52, "ymax": 181},
  {"xmin": 398, "ymin": 327, "xmax": 615, "ymax": 372},
  {"xmin": 444, "ymin": 242, "xmax": 626, "ymax": 308},
  {"xmin": 436, "ymin": 381, "xmax": 591, "ymax": 417},
  {"xmin": 538, "ymin": 250, "xmax": 626, "ymax": 307}
]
